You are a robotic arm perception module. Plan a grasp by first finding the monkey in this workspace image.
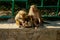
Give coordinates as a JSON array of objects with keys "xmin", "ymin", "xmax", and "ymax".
[
  {"xmin": 27, "ymin": 5, "xmax": 43, "ymax": 29},
  {"xmin": 28, "ymin": 5, "xmax": 50, "ymax": 28},
  {"xmin": 15, "ymin": 9, "xmax": 33, "ymax": 28},
  {"xmin": 15, "ymin": 9, "xmax": 27, "ymax": 28},
  {"xmin": 28, "ymin": 5, "xmax": 43, "ymax": 22}
]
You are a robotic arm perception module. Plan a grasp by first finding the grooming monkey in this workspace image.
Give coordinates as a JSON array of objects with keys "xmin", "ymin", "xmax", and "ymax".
[
  {"xmin": 15, "ymin": 9, "xmax": 28, "ymax": 28},
  {"xmin": 15, "ymin": 9, "xmax": 32, "ymax": 28}
]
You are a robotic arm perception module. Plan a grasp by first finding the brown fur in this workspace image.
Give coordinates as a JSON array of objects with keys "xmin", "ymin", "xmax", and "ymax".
[
  {"xmin": 28, "ymin": 5, "xmax": 43, "ymax": 23},
  {"xmin": 28, "ymin": 5, "xmax": 43, "ymax": 29},
  {"xmin": 15, "ymin": 10, "xmax": 27, "ymax": 27}
]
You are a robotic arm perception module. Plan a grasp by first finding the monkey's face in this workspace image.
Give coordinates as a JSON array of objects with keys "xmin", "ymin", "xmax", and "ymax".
[
  {"xmin": 18, "ymin": 10, "xmax": 27, "ymax": 18},
  {"xmin": 30, "ymin": 5, "xmax": 37, "ymax": 12},
  {"xmin": 19, "ymin": 14, "xmax": 26, "ymax": 19},
  {"xmin": 28, "ymin": 5, "xmax": 38, "ymax": 16}
]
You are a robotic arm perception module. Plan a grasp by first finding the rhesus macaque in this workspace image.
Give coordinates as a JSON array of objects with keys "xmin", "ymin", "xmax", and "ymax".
[
  {"xmin": 15, "ymin": 9, "xmax": 27, "ymax": 27},
  {"xmin": 28, "ymin": 5, "xmax": 43, "ymax": 22},
  {"xmin": 28, "ymin": 5, "xmax": 43, "ymax": 29}
]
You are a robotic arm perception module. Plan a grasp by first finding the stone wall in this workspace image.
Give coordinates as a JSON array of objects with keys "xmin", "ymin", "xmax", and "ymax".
[{"xmin": 0, "ymin": 28, "xmax": 60, "ymax": 40}]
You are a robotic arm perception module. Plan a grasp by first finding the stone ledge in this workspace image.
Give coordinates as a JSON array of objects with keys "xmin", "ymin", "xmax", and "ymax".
[{"xmin": 0, "ymin": 28, "xmax": 60, "ymax": 40}]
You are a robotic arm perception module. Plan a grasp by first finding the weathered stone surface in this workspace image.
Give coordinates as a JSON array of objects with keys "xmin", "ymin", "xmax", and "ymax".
[{"xmin": 0, "ymin": 28, "xmax": 59, "ymax": 40}]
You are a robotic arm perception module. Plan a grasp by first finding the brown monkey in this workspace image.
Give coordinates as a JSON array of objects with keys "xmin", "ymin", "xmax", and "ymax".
[
  {"xmin": 28, "ymin": 5, "xmax": 43, "ymax": 23},
  {"xmin": 15, "ymin": 9, "xmax": 27, "ymax": 28},
  {"xmin": 28, "ymin": 5, "xmax": 43, "ymax": 29}
]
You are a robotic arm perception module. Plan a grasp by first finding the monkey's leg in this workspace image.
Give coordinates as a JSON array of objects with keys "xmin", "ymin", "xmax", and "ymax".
[
  {"xmin": 16, "ymin": 20, "xmax": 21, "ymax": 28},
  {"xmin": 16, "ymin": 20, "xmax": 19, "ymax": 25}
]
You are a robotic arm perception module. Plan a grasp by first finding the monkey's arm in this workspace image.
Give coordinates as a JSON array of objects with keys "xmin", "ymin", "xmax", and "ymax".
[
  {"xmin": 15, "ymin": 13, "xmax": 22, "ymax": 26},
  {"xmin": 15, "ymin": 13, "xmax": 20, "ymax": 20}
]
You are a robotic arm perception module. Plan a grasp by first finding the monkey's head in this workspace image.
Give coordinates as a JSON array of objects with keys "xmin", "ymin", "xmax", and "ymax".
[
  {"xmin": 28, "ymin": 5, "xmax": 38, "ymax": 16},
  {"xmin": 18, "ymin": 10, "xmax": 27, "ymax": 18},
  {"xmin": 30, "ymin": 5, "xmax": 38, "ymax": 12}
]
